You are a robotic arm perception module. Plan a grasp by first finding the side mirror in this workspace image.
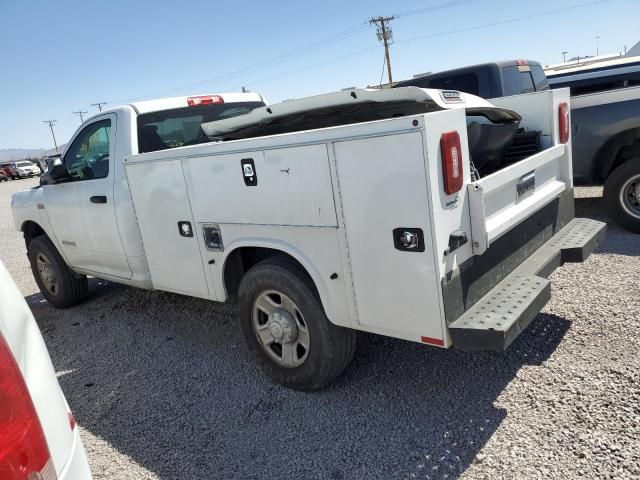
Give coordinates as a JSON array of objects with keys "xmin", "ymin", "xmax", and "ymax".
[{"xmin": 40, "ymin": 157, "xmax": 70, "ymax": 185}]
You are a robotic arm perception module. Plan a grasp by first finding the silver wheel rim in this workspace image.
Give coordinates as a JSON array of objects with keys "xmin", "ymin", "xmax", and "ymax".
[
  {"xmin": 620, "ymin": 174, "xmax": 640, "ymax": 220},
  {"xmin": 36, "ymin": 253, "xmax": 59, "ymax": 296},
  {"xmin": 252, "ymin": 290, "xmax": 310, "ymax": 368}
]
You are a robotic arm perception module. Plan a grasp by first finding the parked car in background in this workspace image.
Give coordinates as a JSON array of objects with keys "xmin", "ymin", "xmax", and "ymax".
[
  {"xmin": 1, "ymin": 162, "xmax": 15, "ymax": 179},
  {"xmin": 9, "ymin": 161, "xmax": 41, "ymax": 179},
  {"xmin": 394, "ymin": 60, "xmax": 552, "ymax": 167},
  {"xmin": 0, "ymin": 260, "xmax": 92, "ymax": 479},
  {"xmin": 546, "ymin": 56, "xmax": 640, "ymax": 232},
  {"xmin": 394, "ymin": 60, "xmax": 549, "ymax": 98}
]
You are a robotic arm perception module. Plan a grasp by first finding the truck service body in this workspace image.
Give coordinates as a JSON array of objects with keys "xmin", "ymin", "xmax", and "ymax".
[{"xmin": 12, "ymin": 87, "xmax": 605, "ymax": 389}]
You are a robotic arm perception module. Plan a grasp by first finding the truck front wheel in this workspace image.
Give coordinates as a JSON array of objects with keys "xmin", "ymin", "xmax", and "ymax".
[
  {"xmin": 604, "ymin": 159, "xmax": 640, "ymax": 233},
  {"xmin": 237, "ymin": 257, "xmax": 356, "ymax": 390},
  {"xmin": 28, "ymin": 236, "xmax": 88, "ymax": 308}
]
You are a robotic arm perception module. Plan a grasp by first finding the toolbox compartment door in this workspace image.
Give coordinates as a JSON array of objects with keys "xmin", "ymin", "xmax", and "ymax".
[
  {"xmin": 468, "ymin": 143, "xmax": 572, "ymax": 255},
  {"xmin": 126, "ymin": 160, "xmax": 210, "ymax": 297},
  {"xmin": 332, "ymin": 131, "xmax": 444, "ymax": 342}
]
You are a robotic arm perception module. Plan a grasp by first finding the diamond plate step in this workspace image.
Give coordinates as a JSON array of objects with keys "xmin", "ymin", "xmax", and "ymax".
[
  {"xmin": 449, "ymin": 275, "xmax": 550, "ymax": 351},
  {"xmin": 544, "ymin": 218, "xmax": 606, "ymax": 262},
  {"xmin": 448, "ymin": 218, "xmax": 606, "ymax": 352}
]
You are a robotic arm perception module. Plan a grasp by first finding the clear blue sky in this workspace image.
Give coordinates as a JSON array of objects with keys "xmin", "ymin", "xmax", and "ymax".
[{"xmin": 0, "ymin": 0, "xmax": 638, "ymax": 150}]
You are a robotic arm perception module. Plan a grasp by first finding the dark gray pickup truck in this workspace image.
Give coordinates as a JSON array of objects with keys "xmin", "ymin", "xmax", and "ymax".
[
  {"xmin": 397, "ymin": 58, "xmax": 640, "ymax": 232},
  {"xmin": 546, "ymin": 57, "xmax": 640, "ymax": 232}
]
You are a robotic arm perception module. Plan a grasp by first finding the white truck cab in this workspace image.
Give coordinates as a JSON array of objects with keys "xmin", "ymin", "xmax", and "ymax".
[{"xmin": 12, "ymin": 87, "xmax": 605, "ymax": 390}]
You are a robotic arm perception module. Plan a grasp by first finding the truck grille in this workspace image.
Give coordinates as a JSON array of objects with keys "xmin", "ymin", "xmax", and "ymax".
[{"xmin": 504, "ymin": 130, "xmax": 541, "ymax": 164}]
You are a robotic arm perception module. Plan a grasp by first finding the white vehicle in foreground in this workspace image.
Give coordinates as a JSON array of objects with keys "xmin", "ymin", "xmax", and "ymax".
[
  {"xmin": 12, "ymin": 88, "xmax": 605, "ymax": 390},
  {"xmin": 0, "ymin": 260, "xmax": 92, "ymax": 479}
]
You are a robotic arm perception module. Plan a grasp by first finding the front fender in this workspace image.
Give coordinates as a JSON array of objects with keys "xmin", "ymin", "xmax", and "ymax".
[{"xmin": 11, "ymin": 188, "xmax": 66, "ymax": 260}]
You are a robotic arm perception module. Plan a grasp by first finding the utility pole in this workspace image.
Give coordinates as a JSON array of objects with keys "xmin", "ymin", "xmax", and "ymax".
[
  {"xmin": 72, "ymin": 110, "xmax": 88, "ymax": 124},
  {"xmin": 369, "ymin": 16, "xmax": 395, "ymax": 88},
  {"xmin": 562, "ymin": 51, "xmax": 568, "ymax": 62},
  {"xmin": 91, "ymin": 102, "xmax": 107, "ymax": 112},
  {"xmin": 595, "ymin": 36, "xmax": 600, "ymax": 56},
  {"xmin": 42, "ymin": 120, "xmax": 59, "ymax": 153}
]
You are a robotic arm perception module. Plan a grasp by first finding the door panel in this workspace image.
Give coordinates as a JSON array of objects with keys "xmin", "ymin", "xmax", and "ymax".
[
  {"xmin": 126, "ymin": 160, "xmax": 210, "ymax": 297},
  {"xmin": 43, "ymin": 114, "xmax": 132, "ymax": 279},
  {"xmin": 333, "ymin": 132, "xmax": 443, "ymax": 341}
]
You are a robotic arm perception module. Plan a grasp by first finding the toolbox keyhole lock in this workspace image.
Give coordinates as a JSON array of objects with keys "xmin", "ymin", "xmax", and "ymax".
[{"xmin": 393, "ymin": 228, "xmax": 425, "ymax": 252}]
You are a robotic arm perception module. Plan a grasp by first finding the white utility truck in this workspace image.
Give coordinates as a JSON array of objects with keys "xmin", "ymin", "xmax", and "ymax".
[{"xmin": 12, "ymin": 87, "xmax": 605, "ymax": 390}]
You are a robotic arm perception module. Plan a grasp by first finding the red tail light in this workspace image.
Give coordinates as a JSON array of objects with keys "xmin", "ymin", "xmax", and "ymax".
[
  {"xmin": 187, "ymin": 95, "xmax": 224, "ymax": 107},
  {"xmin": 440, "ymin": 131, "xmax": 464, "ymax": 195},
  {"xmin": 559, "ymin": 102, "xmax": 570, "ymax": 144},
  {"xmin": 0, "ymin": 335, "xmax": 54, "ymax": 480}
]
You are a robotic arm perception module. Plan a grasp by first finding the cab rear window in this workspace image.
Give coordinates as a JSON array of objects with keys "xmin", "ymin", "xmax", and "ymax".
[
  {"xmin": 501, "ymin": 66, "xmax": 536, "ymax": 96},
  {"xmin": 137, "ymin": 102, "xmax": 264, "ymax": 154}
]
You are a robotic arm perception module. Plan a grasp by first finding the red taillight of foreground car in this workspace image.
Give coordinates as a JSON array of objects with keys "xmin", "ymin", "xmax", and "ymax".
[
  {"xmin": 0, "ymin": 335, "xmax": 55, "ymax": 480},
  {"xmin": 559, "ymin": 102, "xmax": 570, "ymax": 144},
  {"xmin": 440, "ymin": 130, "xmax": 464, "ymax": 195},
  {"xmin": 187, "ymin": 95, "xmax": 224, "ymax": 107}
]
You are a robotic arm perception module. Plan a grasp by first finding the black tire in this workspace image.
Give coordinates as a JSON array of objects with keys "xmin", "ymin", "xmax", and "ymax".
[
  {"xmin": 603, "ymin": 159, "xmax": 640, "ymax": 233},
  {"xmin": 28, "ymin": 235, "xmax": 88, "ymax": 308},
  {"xmin": 237, "ymin": 257, "xmax": 356, "ymax": 391}
]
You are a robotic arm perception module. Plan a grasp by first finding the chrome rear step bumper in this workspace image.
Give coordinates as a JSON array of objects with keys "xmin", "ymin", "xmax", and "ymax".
[{"xmin": 449, "ymin": 218, "xmax": 606, "ymax": 351}]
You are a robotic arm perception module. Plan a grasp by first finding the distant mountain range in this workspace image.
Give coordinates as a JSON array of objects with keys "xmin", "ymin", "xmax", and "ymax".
[{"xmin": 0, "ymin": 146, "xmax": 66, "ymax": 162}]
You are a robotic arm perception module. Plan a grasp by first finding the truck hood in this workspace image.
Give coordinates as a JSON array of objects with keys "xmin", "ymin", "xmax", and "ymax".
[{"xmin": 201, "ymin": 87, "xmax": 521, "ymax": 137}]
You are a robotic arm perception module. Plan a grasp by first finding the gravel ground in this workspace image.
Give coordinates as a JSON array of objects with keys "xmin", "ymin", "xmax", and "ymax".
[{"xmin": 1, "ymin": 178, "xmax": 638, "ymax": 480}]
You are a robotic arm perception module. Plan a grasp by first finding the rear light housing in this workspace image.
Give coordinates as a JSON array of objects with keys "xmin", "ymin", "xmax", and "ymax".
[
  {"xmin": 558, "ymin": 102, "xmax": 570, "ymax": 144},
  {"xmin": 0, "ymin": 335, "xmax": 54, "ymax": 480},
  {"xmin": 440, "ymin": 131, "xmax": 464, "ymax": 195},
  {"xmin": 187, "ymin": 95, "xmax": 224, "ymax": 107}
]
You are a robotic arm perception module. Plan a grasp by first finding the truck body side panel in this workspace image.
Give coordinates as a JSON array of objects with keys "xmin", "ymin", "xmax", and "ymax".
[{"xmin": 332, "ymin": 131, "xmax": 444, "ymax": 342}]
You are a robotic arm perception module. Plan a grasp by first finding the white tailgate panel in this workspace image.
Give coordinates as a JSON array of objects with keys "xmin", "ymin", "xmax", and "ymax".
[
  {"xmin": 333, "ymin": 132, "xmax": 443, "ymax": 341},
  {"xmin": 469, "ymin": 144, "xmax": 571, "ymax": 254},
  {"xmin": 126, "ymin": 160, "xmax": 209, "ymax": 296},
  {"xmin": 182, "ymin": 144, "xmax": 336, "ymax": 226}
]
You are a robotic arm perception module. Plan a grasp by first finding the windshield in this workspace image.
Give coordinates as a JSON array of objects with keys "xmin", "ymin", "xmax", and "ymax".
[
  {"xmin": 17, "ymin": 161, "xmax": 33, "ymax": 167},
  {"xmin": 137, "ymin": 101, "xmax": 265, "ymax": 154}
]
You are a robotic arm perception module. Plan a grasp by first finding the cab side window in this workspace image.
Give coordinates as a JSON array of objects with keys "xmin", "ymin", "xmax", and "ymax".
[{"xmin": 64, "ymin": 119, "xmax": 111, "ymax": 181}]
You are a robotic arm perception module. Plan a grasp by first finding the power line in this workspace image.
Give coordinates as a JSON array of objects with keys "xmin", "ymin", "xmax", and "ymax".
[
  {"xmin": 369, "ymin": 16, "xmax": 395, "ymax": 87},
  {"xmin": 91, "ymin": 102, "xmax": 107, "ymax": 112},
  {"xmin": 392, "ymin": 0, "xmax": 479, "ymax": 19},
  {"xmin": 106, "ymin": 0, "xmax": 481, "ymax": 104},
  {"xmin": 42, "ymin": 120, "xmax": 58, "ymax": 153},
  {"xmin": 231, "ymin": 0, "xmax": 613, "ymax": 93},
  {"xmin": 378, "ymin": 50, "xmax": 387, "ymax": 86},
  {"xmin": 109, "ymin": 23, "xmax": 370, "ymax": 104},
  {"xmin": 72, "ymin": 110, "xmax": 88, "ymax": 123},
  {"xmin": 397, "ymin": 0, "xmax": 613, "ymax": 44}
]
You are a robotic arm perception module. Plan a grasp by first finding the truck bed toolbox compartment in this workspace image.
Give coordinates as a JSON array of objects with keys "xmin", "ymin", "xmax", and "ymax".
[{"xmin": 449, "ymin": 218, "xmax": 606, "ymax": 351}]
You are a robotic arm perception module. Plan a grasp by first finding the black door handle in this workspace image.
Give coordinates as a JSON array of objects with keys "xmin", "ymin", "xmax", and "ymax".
[{"xmin": 90, "ymin": 196, "xmax": 107, "ymax": 204}]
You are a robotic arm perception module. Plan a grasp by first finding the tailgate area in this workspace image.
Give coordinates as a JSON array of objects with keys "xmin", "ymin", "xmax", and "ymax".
[{"xmin": 449, "ymin": 218, "xmax": 606, "ymax": 351}]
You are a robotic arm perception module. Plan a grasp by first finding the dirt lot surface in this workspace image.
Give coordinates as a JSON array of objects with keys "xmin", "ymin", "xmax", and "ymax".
[{"xmin": 1, "ymin": 177, "xmax": 638, "ymax": 479}]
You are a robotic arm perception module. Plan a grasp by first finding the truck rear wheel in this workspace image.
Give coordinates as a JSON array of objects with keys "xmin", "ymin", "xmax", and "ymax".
[
  {"xmin": 603, "ymin": 159, "xmax": 640, "ymax": 233},
  {"xmin": 28, "ymin": 236, "xmax": 88, "ymax": 309},
  {"xmin": 237, "ymin": 257, "xmax": 356, "ymax": 391}
]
